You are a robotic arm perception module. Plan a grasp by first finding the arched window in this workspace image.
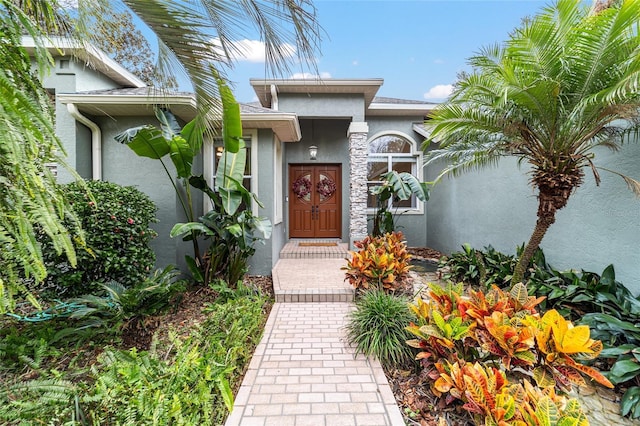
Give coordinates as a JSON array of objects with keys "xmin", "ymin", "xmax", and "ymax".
[{"xmin": 367, "ymin": 132, "xmax": 422, "ymax": 210}]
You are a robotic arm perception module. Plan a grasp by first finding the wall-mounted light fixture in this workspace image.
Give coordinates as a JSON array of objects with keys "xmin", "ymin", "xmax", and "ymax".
[{"xmin": 309, "ymin": 145, "xmax": 318, "ymax": 160}]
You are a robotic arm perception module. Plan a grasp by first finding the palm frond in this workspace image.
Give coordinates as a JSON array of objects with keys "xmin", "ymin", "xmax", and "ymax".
[
  {"xmin": 0, "ymin": 4, "xmax": 83, "ymax": 312},
  {"xmin": 426, "ymin": 0, "xmax": 640, "ymax": 189},
  {"xmin": 598, "ymin": 167, "xmax": 640, "ymax": 197}
]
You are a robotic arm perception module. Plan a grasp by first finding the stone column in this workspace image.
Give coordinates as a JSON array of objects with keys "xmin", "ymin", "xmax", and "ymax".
[{"xmin": 347, "ymin": 122, "xmax": 369, "ymax": 248}]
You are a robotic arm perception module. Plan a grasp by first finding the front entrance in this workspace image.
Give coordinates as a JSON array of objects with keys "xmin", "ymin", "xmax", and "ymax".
[{"xmin": 289, "ymin": 164, "xmax": 341, "ymax": 238}]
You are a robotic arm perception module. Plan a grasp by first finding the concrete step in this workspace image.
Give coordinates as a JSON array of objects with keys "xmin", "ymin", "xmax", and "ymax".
[
  {"xmin": 272, "ymin": 258, "xmax": 355, "ymax": 303},
  {"xmin": 279, "ymin": 240, "xmax": 349, "ymax": 259}
]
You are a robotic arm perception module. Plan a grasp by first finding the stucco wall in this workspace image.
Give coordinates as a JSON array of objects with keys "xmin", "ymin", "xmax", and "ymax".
[
  {"xmin": 279, "ymin": 94, "xmax": 366, "ymax": 121},
  {"xmin": 250, "ymin": 129, "xmax": 281, "ymax": 275},
  {"xmin": 426, "ymin": 143, "xmax": 640, "ymax": 293},
  {"xmin": 97, "ymin": 116, "xmax": 189, "ymax": 270},
  {"xmin": 45, "ymin": 55, "xmax": 123, "ymax": 183}
]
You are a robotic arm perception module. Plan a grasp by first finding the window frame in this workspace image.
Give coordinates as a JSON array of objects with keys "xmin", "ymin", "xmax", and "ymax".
[
  {"xmin": 203, "ymin": 129, "xmax": 258, "ymax": 215},
  {"xmin": 366, "ymin": 130, "xmax": 424, "ymax": 215}
]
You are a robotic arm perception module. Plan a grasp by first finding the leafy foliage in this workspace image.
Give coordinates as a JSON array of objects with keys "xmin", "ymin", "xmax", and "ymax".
[
  {"xmin": 343, "ymin": 232, "xmax": 412, "ymax": 292},
  {"xmin": 68, "ymin": 265, "xmax": 185, "ymax": 332},
  {"xmin": 37, "ymin": 180, "xmax": 158, "ymax": 297},
  {"xmin": 440, "ymin": 244, "xmax": 524, "ymax": 289},
  {"xmin": 0, "ymin": 0, "xmax": 82, "ymax": 313},
  {"xmin": 369, "ymin": 171, "xmax": 429, "ymax": 237},
  {"xmin": 439, "ymin": 243, "xmax": 640, "ymax": 418},
  {"xmin": 76, "ymin": 2, "xmax": 174, "ymax": 87},
  {"xmin": 172, "ymin": 176, "xmax": 272, "ymax": 287},
  {"xmin": 0, "ymin": 290, "xmax": 269, "ymax": 424},
  {"xmin": 425, "ymin": 0, "xmax": 640, "ymax": 286},
  {"xmin": 83, "ymin": 294, "xmax": 268, "ymax": 425},
  {"xmin": 345, "ymin": 290, "xmax": 415, "ymax": 368},
  {"xmin": 406, "ymin": 282, "xmax": 612, "ymax": 424},
  {"xmin": 119, "ymin": 103, "xmax": 271, "ymax": 287}
]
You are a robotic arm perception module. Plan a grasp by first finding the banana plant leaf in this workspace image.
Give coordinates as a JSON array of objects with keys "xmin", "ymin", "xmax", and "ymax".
[
  {"xmin": 220, "ymin": 80, "xmax": 241, "ymax": 153},
  {"xmin": 114, "ymin": 126, "xmax": 170, "ymax": 159},
  {"xmin": 156, "ymin": 108, "xmax": 181, "ymax": 141},
  {"xmin": 169, "ymin": 135, "xmax": 194, "ymax": 179}
]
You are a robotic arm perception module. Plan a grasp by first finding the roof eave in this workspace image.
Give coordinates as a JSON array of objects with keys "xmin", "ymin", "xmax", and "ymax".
[
  {"xmin": 250, "ymin": 78, "xmax": 384, "ymax": 108},
  {"xmin": 21, "ymin": 36, "xmax": 146, "ymax": 88},
  {"xmin": 367, "ymin": 102, "xmax": 439, "ymax": 116},
  {"xmin": 58, "ymin": 93, "xmax": 301, "ymax": 141}
]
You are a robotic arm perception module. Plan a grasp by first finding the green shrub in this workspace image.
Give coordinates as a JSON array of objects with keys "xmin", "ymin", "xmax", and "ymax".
[
  {"xmin": 39, "ymin": 180, "xmax": 158, "ymax": 297},
  {"xmin": 345, "ymin": 290, "xmax": 414, "ymax": 368}
]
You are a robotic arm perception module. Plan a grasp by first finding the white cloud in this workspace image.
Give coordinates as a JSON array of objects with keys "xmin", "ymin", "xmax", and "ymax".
[
  {"xmin": 290, "ymin": 72, "xmax": 332, "ymax": 79},
  {"xmin": 352, "ymin": 60, "xmax": 359, "ymax": 66},
  {"xmin": 211, "ymin": 38, "xmax": 296, "ymax": 63},
  {"xmin": 424, "ymin": 84, "xmax": 453, "ymax": 100},
  {"xmin": 433, "ymin": 58, "xmax": 445, "ymax": 64},
  {"xmin": 58, "ymin": 0, "xmax": 77, "ymax": 8}
]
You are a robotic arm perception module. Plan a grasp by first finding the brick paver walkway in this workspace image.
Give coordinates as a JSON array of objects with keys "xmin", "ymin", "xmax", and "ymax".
[{"xmin": 225, "ymin": 303, "xmax": 404, "ymax": 426}]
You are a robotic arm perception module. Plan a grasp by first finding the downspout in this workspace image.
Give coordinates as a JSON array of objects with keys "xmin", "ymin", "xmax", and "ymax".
[
  {"xmin": 270, "ymin": 84, "xmax": 279, "ymax": 111},
  {"xmin": 67, "ymin": 103, "xmax": 102, "ymax": 180}
]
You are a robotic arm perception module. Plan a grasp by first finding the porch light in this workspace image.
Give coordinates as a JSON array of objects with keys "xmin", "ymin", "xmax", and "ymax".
[{"xmin": 309, "ymin": 145, "xmax": 318, "ymax": 160}]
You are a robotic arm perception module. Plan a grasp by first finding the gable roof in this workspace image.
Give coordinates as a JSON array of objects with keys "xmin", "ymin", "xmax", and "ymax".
[
  {"xmin": 21, "ymin": 36, "xmax": 146, "ymax": 88},
  {"xmin": 58, "ymin": 88, "xmax": 301, "ymax": 142}
]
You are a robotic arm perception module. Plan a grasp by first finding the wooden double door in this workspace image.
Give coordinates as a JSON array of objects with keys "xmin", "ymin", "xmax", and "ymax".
[{"xmin": 289, "ymin": 164, "xmax": 341, "ymax": 238}]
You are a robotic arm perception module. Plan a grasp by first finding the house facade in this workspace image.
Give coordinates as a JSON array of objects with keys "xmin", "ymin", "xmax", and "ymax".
[{"xmin": 35, "ymin": 38, "xmax": 640, "ymax": 293}]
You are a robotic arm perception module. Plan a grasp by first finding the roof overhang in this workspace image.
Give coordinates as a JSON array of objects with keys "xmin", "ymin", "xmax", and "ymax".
[
  {"xmin": 412, "ymin": 122, "xmax": 432, "ymax": 139},
  {"xmin": 58, "ymin": 93, "xmax": 301, "ymax": 142},
  {"xmin": 250, "ymin": 78, "xmax": 384, "ymax": 109},
  {"xmin": 21, "ymin": 36, "xmax": 146, "ymax": 88},
  {"xmin": 367, "ymin": 101, "xmax": 439, "ymax": 117}
]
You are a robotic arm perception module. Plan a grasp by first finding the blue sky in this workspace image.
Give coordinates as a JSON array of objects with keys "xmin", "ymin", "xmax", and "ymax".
[{"xmin": 223, "ymin": 1, "xmax": 550, "ymax": 103}]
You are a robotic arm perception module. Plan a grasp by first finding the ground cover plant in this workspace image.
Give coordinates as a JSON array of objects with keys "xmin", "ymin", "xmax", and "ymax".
[{"xmin": 0, "ymin": 277, "xmax": 272, "ymax": 425}]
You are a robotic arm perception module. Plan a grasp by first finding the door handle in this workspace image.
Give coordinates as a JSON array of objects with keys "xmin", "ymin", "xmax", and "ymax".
[
  {"xmin": 315, "ymin": 205, "xmax": 319, "ymax": 220},
  {"xmin": 311, "ymin": 205, "xmax": 316, "ymax": 219}
]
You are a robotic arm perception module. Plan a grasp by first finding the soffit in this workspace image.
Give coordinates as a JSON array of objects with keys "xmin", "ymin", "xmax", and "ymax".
[
  {"xmin": 250, "ymin": 78, "xmax": 384, "ymax": 109},
  {"xmin": 58, "ymin": 93, "xmax": 301, "ymax": 142}
]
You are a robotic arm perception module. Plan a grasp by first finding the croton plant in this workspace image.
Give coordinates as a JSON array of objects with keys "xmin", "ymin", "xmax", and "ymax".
[
  {"xmin": 407, "ymin": 282, "xmax": 611, "ymax": 425},
  {"xmin": 343, "ymin": 231, "xmax": 412, "ymax": 292}
]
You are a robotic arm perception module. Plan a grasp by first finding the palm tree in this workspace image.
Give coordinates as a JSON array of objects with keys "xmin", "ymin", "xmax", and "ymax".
[
  {"xmin": 75, "ymin": 0, "xmax": 322, "ymax": 137},
  {"xmin": 424, "ymin": 0, "xmax": 640, "ymax": 286},
  {"xmin": 0, "ymin": 0, "xmax": 321, "ymax": 311}
]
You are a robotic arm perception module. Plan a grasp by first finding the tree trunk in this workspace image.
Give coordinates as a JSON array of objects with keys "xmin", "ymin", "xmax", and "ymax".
[
  {"xmin": 511, "ymin": 166, "xmax": 583, "ymax": 287},
  {"xmin": 511, "ymin": 212, "xmax": 555, "ymax": 286}
]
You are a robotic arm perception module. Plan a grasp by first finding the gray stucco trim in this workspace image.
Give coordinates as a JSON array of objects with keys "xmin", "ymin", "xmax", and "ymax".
[{"xmin": 347, "ymin": 122, "xmax": 369, "ymax": 247}]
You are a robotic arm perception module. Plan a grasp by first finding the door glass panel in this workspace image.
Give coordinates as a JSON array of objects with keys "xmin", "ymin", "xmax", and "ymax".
[
  {"xmin": 317, "ymin": 173, "xmax": 336, "ymax": 202},
  {"xmin": 292, "ymin": 173, "xmax": 312, "ymax": 202}
]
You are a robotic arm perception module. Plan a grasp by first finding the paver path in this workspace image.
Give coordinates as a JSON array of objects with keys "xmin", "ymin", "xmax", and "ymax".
[{"xmin": 225, "ymin": 300, "xmax": 405, "ymax": 425}]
